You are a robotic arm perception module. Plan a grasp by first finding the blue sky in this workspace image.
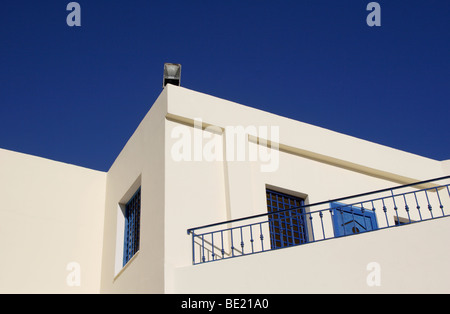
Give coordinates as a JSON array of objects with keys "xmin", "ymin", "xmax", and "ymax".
[{"xmin": 0, "ymin": 1, "xmax": 449, "ymax": 172}]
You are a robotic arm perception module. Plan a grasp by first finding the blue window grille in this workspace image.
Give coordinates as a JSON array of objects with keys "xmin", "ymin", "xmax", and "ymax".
[
  {"xmin": 266, "ymin": 189, "xmax": 308, "ymax": 249},
  {"xmin": 123, "ymin": 187, "xmax": 141, "ymax": 266}
]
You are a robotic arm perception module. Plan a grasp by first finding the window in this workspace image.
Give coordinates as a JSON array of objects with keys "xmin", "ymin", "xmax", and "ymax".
[
  {"xmin": 123, "ymin": 187, "xmax": 141, "ymax": 266},
  {"xmin": 266, "ymin": 189, "xmax": 308, "ymax": 249},
  {"xmin": 394, "ymin": 216, "xmax": 413, "ymax": 226}
]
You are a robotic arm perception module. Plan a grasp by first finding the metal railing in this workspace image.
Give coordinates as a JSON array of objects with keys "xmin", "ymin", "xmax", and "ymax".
[{"xmin": 187, "ymin": 176, "xmax": 450, "ymax": 265}]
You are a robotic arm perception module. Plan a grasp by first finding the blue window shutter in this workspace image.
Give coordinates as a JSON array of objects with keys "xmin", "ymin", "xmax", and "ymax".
[{"xmin": 330, "ymin": 201, "xmax": 378, "ymax": 237}]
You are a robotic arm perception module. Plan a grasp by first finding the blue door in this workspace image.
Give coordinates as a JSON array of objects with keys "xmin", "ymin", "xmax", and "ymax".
[{"xmin": 331, "ymin": 202, "xmax": 378, "ymax": 237}]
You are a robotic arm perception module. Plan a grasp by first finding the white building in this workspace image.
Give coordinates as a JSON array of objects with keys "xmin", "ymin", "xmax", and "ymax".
[{"xmin": 0, "ymin": 84, "xmax": 449, "ymax": 293}]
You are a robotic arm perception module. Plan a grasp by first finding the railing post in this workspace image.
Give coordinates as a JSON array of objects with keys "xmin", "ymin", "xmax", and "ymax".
[
  {"xmin": 259, "ymin": 222, "xmax": 265, "ymax": 252},
  {"xmin": 240, "ymin": 227, "xmax": 244, "ymax": 255},
  {"xmin": 339, "ymin": 208, "xmax": 346, "ymax": 236},
  {"xmin": 220, "ymin": 230, "xmax": 225, "ymax": 259},
  {"xmin": 250, "ymin": 225, "xmax": 255, "ymax": 254},
  {"xmin": 391, "ymin": 190, "xmax": 399, "ymax": 225},
  {"xmin": 424, "ymin": 189, "xmax": 434, "ymax": 219},
  {"xmin": 191, "ymin": 231, "xmax": 195, "ymax": 265},
  {"xmin": 435, "ymin": 187, "xmax": 445, "ymax": 216},
  {"xmin": 187, "ymin": 177, "xmax": 450, "ymax": 265},
  {"xmin": 319, "ymin": 211, "xmax": 325, "ymax": 240},
  {"xmin": 201, "ymin": 234, "xmax": 205, "ymax": 263},
  {"xmin": 230, "ymin": 228, "xmax": 235, "ymax": 257},
  {"xmin": 211, "ymin": 232, "xmax": 215, "ymax": 261},
  {"xmin": 382, "ymin": 199, "xmax": 389, "ymax": 227},
  {"xmin": 329, "ymin": 208, "xmax": 336, "ymax": 238},
  {"xmin": 402, "ymin": 194, "xmax": 411, "ymax": 224},
  {"xmin": 308, "ymin": 213, "xmax": 315, "ymax": 242},
  {"xmin": 360, "ymin": 202, "xmax": 367, "ymax": 230},
  {"xmin": 350, "ymin": 206, "xmax": 357, "ymax": 233},
  {"xmin": 414, "ymin": 192, "xmax": 423, "ymax": 221}
]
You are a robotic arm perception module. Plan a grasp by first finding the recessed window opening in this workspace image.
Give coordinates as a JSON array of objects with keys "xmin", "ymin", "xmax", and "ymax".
[
  {"xmin": 123, "ymin": 187, "xmax": 141, "ymax": 266},
  {"xmin": 114, "ymin": 176, "xmax": 142, "ymax": 277},
  {"xmin": 394, "ymin": 216, "xmax": 414, "ymax": 226}
]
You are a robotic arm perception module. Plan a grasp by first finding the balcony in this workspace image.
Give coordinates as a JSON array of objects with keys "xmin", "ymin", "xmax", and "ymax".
[{"xmin": 187, "ymin": 176, "xmax": 450, "ymax": 265}]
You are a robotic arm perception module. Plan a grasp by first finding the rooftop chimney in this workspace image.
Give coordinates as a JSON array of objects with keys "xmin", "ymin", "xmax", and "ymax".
[{"xmin": 163, "ymin": 63, "xmax": 181, "ymax": 87}]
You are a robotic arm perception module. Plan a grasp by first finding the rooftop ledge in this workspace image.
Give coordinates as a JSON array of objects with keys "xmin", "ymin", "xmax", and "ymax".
[{"xmin": 164, "ymin": 85, "xmax": 446, "ymax": 184}]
